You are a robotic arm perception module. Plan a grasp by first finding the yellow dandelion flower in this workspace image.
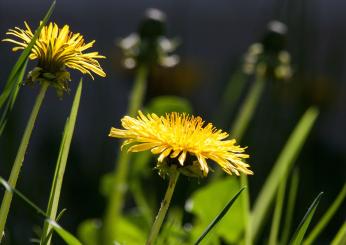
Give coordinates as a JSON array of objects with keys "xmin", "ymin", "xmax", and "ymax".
[
  {"xmin": 109, "ymin": 111, "xmax": 253, "ymax": 177},
  {"xmin": 3, "ymin": 22, "xmax": 106, "ymax": 95}
]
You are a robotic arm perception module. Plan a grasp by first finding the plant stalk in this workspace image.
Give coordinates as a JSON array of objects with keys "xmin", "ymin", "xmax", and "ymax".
[
  {"xmin": 0, "ymin": 82, "xmax": 49, "ymax": 242},
  {"xmin": 40, "ymin": 80, "xmax": 82, "ymax": 245},
  {"xmin": 102, "ymin": 65, "xmax": 148, "ymax": 243},
  {"xmin": 146, "ymin": 170, "xmax": 180, "ymax": 245},
  {"xmin": 231, "ymin": 73, "xmax": 265, "ymax": 245}
]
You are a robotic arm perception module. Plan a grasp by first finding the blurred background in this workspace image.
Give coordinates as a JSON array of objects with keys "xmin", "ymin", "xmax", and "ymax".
[{"xmin": 0, "ymin": 0, "xmax": 345, "ymax": 244}]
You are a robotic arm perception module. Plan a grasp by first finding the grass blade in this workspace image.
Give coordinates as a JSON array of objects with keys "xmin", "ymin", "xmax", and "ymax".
[
  {"xmin": 250, "ymin": 107, "xmax": 319, "ymax": 242},
  {"xmin": 0, "ymin": 82, "xmax": 49, "ymax": 242},
  {"xmin": 0, "ymin": 177, "xmax": 46, "ymax": 217},
  {"xmin": 268, "ymin": 174, "xmax": 287, "ymax": 245},
  {"xmin": 0, "ymin": 177, "xmax": 82, "ymax": 245},
  {"xmin": 0, "ymin": 60, "xmax": 28, "ymax": 136},
  {"xmin": 47, "ymin": 220, "xmax": 82, "ymax": 245},
  {"xmin": 0, "ymin": 0, "xmax": 56, "ymax": 108},
  {"xmin": 194, "ymin": 187, "xmax": 246, "ymax": 245},
  {"xmin": 304, "ymin": 183, "xmax": 346, "ymax": 244},
  {"xmin": 280, "ymin": 168, "xmax": 299, "ymax": 245},
  {"xmin": 40, "ymin": 79, "xmax": 83, "ymax": 244},
  {"xmin": 290, "ymin": 192, "xmax": 323, "ymax": 245},
  {"xmin": 331, "ymin": 222, "xmax": 346, "ymax": 245}
]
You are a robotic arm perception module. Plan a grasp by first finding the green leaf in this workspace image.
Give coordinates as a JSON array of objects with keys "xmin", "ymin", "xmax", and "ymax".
[
  {"xmin": 114, "ymin": 216, "xmax": 147, "ymax": 244},
  {"xmin": 41, "ymin": 79, "xmax": 83, "ymax": 244},
  {"xmin": 331, "ymin": 222, "xmax": 346, "ymax": 245},
  {"xmin": 188, "ymin": 178, "xmax": 245, "ymax": 244},
  {"xmin": 250, "ymin": 107, "xmax": 319, "ymax": 241},
  {"xmin": 48, "ymin": 220, "xmax": 82, "ymax": 245},
  {"xmin": 290, "ymin": 192, "xmax": 324, "ymax": 245},
  {"xmin": 157, "ymin": 208, "xmax": 189, "ymax": 245},
  {"xmin": 304, "ymin": 183, "xmax": 346, "ymax": 244},
  {"xmin": 0, "ymin": 0, "xmax": 56, "ymax": 109},
  {"xmin": 194, "ymin": 187, "xmax": 245, "ymax": 245},
  {"xmin": 77, "ymin": 219, "xmax": 102, "ymax": 245},
  {"xmin": 145, "ymin": 95, "xmax": 193, "ymax": 115}
]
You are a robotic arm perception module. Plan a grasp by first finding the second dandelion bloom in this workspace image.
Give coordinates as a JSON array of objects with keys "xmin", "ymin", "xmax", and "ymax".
[
  {"xmin": 3, "ymin": 22, "xmax": 106, "ymax": 96},
  {"xmin": 109, "ymin": 111, "xmax": 253, "ymax": 178}
]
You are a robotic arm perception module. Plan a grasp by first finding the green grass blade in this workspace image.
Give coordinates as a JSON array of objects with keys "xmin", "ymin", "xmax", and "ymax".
[
  {"xmin": 0, "ymin": 177, "xmax": 46, "ymax": 217},
  {"xmin": 194, "ymin": 187, "xmax": 246, "ymax": 245},
  {"xmin": 280, "ymin": 169, "xmax": 299, "ymax": 245},
  {"xmin": 331, "ymin": 222, "xmax": 346, "ymax": 245},
  {"xmin": 250, "ymin": 107, "xmax": 319, "ymax": 242},
  {"xmin": 290, "ymin": 192, "xmax": 323, "ymax": 245},
  {"xmin": 0, "ymin": 0, "xmax": 56, "ymax": 108},
  {"xmin": 0, "ymin": 82, "xmax": 49, "ymax": 242},
  {"xmin": 40, "ymin": 79, "xmax": 82, "ymax": 244},
  {"xmin": 304, "ymin": 183, "xmax": 346, "ymax": 244},
  {"xmin": 47, "ymin": 220, "xmax": 82, "ymax": 245},
  {"xmin": 268, "ymin": 174, "xmax": 287, "ymax": 245},
  {"xmin": 0, "ymin": 177, "xmax": 82, "ymax": 245},
  {"xmin": 0, "ymin": 60, "xmax": 28, "ymax": 136}
]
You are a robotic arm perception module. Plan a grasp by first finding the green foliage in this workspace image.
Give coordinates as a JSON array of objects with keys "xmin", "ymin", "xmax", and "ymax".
[
  {"xmin": 194, "ymin": 187, "xmax": 245, "ymax": 245},
  {"xmin": 250, "ymin": 107, "xmax": 319, "ymax": 242},
  {"xmin": 0, "ymin": 1, "xmax": 56, "ymax": 135},
  {"xmin": 0, "ymin": 177, "xmax": 82, "ymax": 245},
  {"xmin": 290, "ymin": 192, "xmax": 324, "ymax": 245},
  {"xmin": 188, "ymin": 178, "xmax": 245, "ymax": 244},
  {"xmin": 41, "ymin": 79, "xmax": 83, "ymax": 244}
]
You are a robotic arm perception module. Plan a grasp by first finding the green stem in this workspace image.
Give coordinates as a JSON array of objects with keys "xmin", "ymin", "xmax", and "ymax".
[
  {"xmin": 0, "ymin": 82, "xmax": 48, "ymax": 242},
  {"xmin": 331, "ymin": 222, "xmax": 346, "ymax": 245},
  {"xmin": 40, "ymin": 80, "xmax": 82, "ymax": 245},
  {"xmin": 102, "ymin": 65, "xmax": 148, "ymax": 243},
  {"xmin": 214, "ymin": 70, "xmax": 248, "ymax": 127},
  {"xmin": 280, "ymin": 169, "xmax": 299, "ymax": 245},
  {"xmin": 231, "ymin": 74, "xmax": 265, "ymax": 140},
  {"xmin": 128, "ymin": 65, "xmax": 148, "ymax": 117},
  {"xmin": 303, "ymin": 183, "xmax": 346, "ymax": 245},
  {"xmin": 146, "ymin": 171, "xmax": 180, "ymax": 245},
  {"xmin": 241, "ymin": 175, "xmax": 251, "ymax": 245},
  {"xmin": 231, "ymin": 73, "xmax": 265, "ymax": 245},
  {"xmin": 268, "ymin": 175, "xmax": 287, "ymax": 245}
]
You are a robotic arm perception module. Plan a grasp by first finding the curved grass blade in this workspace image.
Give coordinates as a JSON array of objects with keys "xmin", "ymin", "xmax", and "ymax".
[
  {"xmin": 41, "ymin": 80, "xmax": 82, "ymax": 244},
  {"xmin": 47, "ymin": 220, "xmax": 82, "ymax": 245},
  {"xmin": 0, "ymin": 177, "xmax": 46, "ymax": 217},
  {"xmin": 194, "ymin": 187, "xmax": 246, "ymax": 245},
  {"xmin": 0, "ymin": 0, "xmax": 56, "ymax": 108},
  {"xmin": 290, "ymin": 192, "xmax": 323, "ymax": 245},
  {"xmin": 304, "ymin": 183, "xmax": 346, "ymax": 244},
  {"xmin": 0, "ymin": 177, "xmax": 82, "ymax": 245},
  {"xmin": 331, "ymin": 222, "xmax": 346, "ymax": 245},
  {"xmin": 250, "ymin": 107, "xmax": 319, "ymax": 242}
]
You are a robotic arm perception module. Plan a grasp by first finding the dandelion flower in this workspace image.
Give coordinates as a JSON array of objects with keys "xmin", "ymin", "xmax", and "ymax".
[
  {"xmin": 109, "ymin": 111, "xmax": 253, "ymax": 177},
  {"xmin": 3, "ymin": 22, "xmax": 106, "ymax": 96}
]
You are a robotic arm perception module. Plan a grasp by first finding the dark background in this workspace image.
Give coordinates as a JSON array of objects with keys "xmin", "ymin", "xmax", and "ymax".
[{"xmin": 0, "ymin": 0, "xmax": 345, "ymax": 244}]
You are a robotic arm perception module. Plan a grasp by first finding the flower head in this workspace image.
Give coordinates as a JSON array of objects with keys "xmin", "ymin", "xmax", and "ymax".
[
  {"xmin": 109, "ymin": 111, "xmax": 253, "ymax": 177},
  {"xmin": 3, "ymin": 22, "xmax": 106, "ymax": 96}
]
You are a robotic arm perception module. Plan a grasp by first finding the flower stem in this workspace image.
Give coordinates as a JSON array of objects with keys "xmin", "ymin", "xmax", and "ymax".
[
  {"xmin": 0, "ymin": 82, "xmax": 49, "ymax": 242},
  {"xmin": 231, "ymin": 73, "xmax": 265, "ymax": 245},
  {"xmin": 102, "ymin": 65, "xmax": 148, "ymax": 243},
  {"xmin": 146, "ymin": 170, "xmax": 180, "ymax": 245}
]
